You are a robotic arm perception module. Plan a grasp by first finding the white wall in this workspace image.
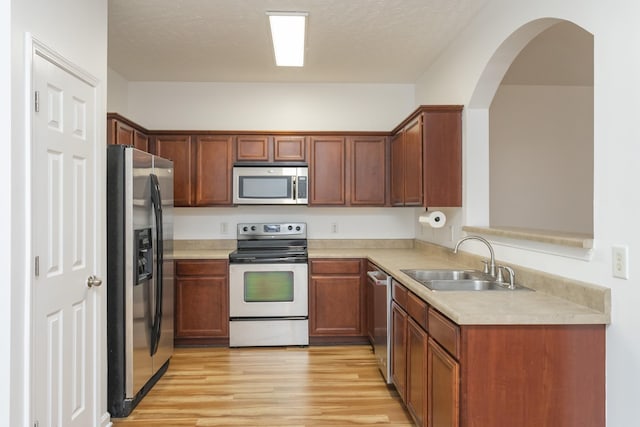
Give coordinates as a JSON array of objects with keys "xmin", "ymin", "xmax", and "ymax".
[
  {"xmin": 174, "ymin": 206, "xmax": 418, "ymax": 240},
  {"xmin": 490, "ymin": 84, "xmax": 593, "ymax": 233},
  {"xmin": 0, "ymin": 0, "xmax": 11, "ymax": 423},
  {"xmin": 107, "ymin": 67, "xmax": 129, "ymax": 114},
  {"xmin": 10, "ymin": 0, "xmax": 108, "ymax": 426},
  {"xmin": 127, "ymin": 81, "xmax": 415, "ymax": 131},
  {"xmin": 415, "ymin": 0, "xmax": 640, "ymax": 425}
]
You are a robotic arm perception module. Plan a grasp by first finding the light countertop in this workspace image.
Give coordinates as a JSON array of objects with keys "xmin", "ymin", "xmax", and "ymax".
[{"xmin": 172, "ymin": 240, "xmax": 610, "ymax": 326}]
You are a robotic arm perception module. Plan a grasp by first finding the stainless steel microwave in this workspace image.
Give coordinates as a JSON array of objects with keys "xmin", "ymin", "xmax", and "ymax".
[{"xmin": 233, "ymin": 166, "xmax": 308, "ymax": 205}]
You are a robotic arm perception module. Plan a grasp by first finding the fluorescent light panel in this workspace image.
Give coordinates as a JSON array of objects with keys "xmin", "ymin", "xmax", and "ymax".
[{"xmin": 267, "ymin": 12, "xmax": 307, "ymax": 67}]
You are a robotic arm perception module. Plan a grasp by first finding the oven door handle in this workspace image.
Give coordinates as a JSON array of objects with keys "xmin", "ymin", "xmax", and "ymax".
[{"xmin": 233, "ymin": 256, "xmax": 306, "ymax": 263}]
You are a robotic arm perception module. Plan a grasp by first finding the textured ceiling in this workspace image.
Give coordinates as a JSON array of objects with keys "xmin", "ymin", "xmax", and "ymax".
[{"xmin": 108, "ymin": 0, "xmax": 489, "ymax": 83}]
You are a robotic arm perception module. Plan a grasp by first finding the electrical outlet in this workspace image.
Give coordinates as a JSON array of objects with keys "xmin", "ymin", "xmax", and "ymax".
[
  {"xmin": 331, "ymin": 223, "xmax": 338, "ymax": 234},
  {"xmin": 612, "ymin": 245, "xmax": 629, "ymax": 279},
  {"xmin": 220, "ymin": 222, "xmax": 228, "ymax": 234}
]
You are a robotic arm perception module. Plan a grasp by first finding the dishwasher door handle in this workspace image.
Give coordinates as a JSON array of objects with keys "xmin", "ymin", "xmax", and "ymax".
[{"xmin": 367, "ymin": 271, "xmax": 389, "ymax": 285}]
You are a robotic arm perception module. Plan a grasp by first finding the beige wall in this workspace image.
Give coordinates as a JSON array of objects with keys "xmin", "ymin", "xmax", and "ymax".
[{"xmin": 489, "ymin": 84, "xmax": 593, "ymax": 233}]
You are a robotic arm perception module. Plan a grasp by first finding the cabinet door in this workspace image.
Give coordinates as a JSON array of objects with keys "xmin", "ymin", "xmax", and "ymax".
[
  {"xmin": 391, "ymin": 301, "xmax": 408, "ymax": 402},
  {"xmin": 195, "ymin": 135, "xmax": 233, "ymax": 206},
  {"xmin": 274, "ymin": 135, "xmax": 306, "ymax": 162},
  {"xmin": 309, "ymin": 275, "xmax": 362, "ymax": 336},
  {"xmin": 348, "ymin": 136, "xmax": 387, "ymax": 206},
  {"xmin": 175, "ymin": 275, "xmax": 228, "ymax": 338},
  {"xmin": 390, "ymin": 132, "xmax": 405, "ymax": 206},
  {"xmin": 428, "ymin": 338, "xmax": 460, "ymax": 427},
  {"xmin": 407, "ymin": 318, "xmax": 429, "ymax": 427},
  {"xmin": 403, "ymin": 118, "xmax": 423, "ymax": 206},
  {"xmin": 236, "ymin": 135, "xmax": 269, "ymax": 162},
  {"xmin": 175, "ymin": 260, "xmax": 229, "ymax": 345},
  {"xmin": 108, "ymin": 119, "xmax": 134, "ymax": 146},
  {"xmin": 154, "ymin": 135, "xmax": 193, "ymax": 207},
  {"xmin": 133, "ymin": 130, "xmax": 149, "ymax": 152},
  {"xmin": 423, "ymin": 109, "xmax": 462, "ymax": 207},
  {"xmin": 309, "ymin": 136, "xmax": 346, "ymax": 205}
]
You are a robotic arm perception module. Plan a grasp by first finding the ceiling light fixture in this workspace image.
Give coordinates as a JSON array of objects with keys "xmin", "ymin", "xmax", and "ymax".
[{"xmin": 267, "ymin": 11, "xmax": 308, "ymax": 67}]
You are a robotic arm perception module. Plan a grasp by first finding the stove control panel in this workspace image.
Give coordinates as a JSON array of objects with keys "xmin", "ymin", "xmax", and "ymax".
[{"xmin": 237, "ymin": 222, "xmax": 307, "ymax": 239}]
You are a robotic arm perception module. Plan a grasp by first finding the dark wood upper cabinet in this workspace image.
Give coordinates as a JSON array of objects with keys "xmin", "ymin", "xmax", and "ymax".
[
  {"xmin": 309, "ymin": 134, "xmax": 388, "ymax": 207},
  {"xmin": 107, "ymin": 114, "xmax": 150, "ymax": 152},
  {"xmin": 273, "ymin": 135, "xmax": 306, "ymax": 162},
  {"xmin": 195, "ymin": 135, "xmax": 233, "ymax": 206},
  {"xmin": 390, "ymin": 131, "xmax": 405, "ymax": 206},
  {"xmin": 423, "ymin": 109, "xmax": 462, "ymax": 207},
  {"xmin": 390, "ymin": 118, "xmax": 423, "ymax": 206},
  {"xmin": 109, "ymin": 104, "xmax": 462, "ymax": 209},
  {"xmin": 309, "ymin": 136, "xmax": 346, "ymax": 205},
  {"xmin": 390, "ymin": 106, "xmax": 462, "ymax": 208},
  {"xmin": 153, "ymin": 135, "xmax": 193, "ymax": 207},
  {"xmin": 235, "ymin": 135, "xmax": 307, "ymax": 163},
  {"xmin": 236, "ymin": 135, "xmax": 270, "ymax": 162},
  {"xmin": 133, "ymin": 130, "xmax": 150, "ymax": 152},
  {"xmin": 348, "ymin": 135, "xmax": 388, "ymax": 206}
]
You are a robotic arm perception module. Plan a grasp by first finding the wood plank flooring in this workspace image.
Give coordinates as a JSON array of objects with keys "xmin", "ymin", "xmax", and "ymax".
[{"xmin": 111, "ymin": 345, "xmax": 414, "ymax": 426}]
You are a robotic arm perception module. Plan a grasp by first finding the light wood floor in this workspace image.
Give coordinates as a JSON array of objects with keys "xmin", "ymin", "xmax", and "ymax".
[{"xmin": 111, "ymin": 345, "xmax": 414, "ymax": 426}]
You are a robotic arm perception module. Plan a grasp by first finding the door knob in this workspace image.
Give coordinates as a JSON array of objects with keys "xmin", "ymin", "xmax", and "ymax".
[{"xmin": 87, "ymin": 275, "xmax": 103, "ymax": 288}]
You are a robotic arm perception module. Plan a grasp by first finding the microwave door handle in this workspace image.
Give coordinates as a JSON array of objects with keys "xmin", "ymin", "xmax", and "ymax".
[{"xmin": 292, "ymin": 176, "xmax": 297, "ymax": 201}]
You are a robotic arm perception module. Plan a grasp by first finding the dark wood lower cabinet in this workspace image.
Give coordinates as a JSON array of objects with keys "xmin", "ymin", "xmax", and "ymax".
[
  {"xmin": 459, "ymin": 325, "xmax": 605, "ymax": 427},
  {"xmin": 175, "ymin": 260, "xmax": 229, "ymax": 346},
  {"xmin": 428, "ymin": 337, "xmax": 459, "ymax": 427},
  {"xmin": 392, "ymin": 281, "xmax": 604, "ymax": 427},
  {"xmin": 308, "ymin": 259, "xmax": 367, "ymax": 344},
  {"xmin": 407, "ymin": 317, "xmax": 429, "ymax": 427},
  {"xmin": 391, "ymin": 301, "xmax": 408, "ymax": 402}
]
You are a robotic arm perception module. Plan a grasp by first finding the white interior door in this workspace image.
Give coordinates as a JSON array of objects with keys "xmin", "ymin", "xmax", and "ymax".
[{"xmin": 32, "ymin": 51, "xmax": 99, "ymax": 427}]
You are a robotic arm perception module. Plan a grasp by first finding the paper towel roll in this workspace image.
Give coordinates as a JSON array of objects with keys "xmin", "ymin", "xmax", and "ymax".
[{"xmin": 419, "ymin": 211, "xmax": 446, "ymax": 228}]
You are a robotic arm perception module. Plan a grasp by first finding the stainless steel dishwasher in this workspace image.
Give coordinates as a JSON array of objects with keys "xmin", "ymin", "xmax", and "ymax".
[{"xmin": 367, "ymin": 267, "xmax": 392, "ymax": 384}]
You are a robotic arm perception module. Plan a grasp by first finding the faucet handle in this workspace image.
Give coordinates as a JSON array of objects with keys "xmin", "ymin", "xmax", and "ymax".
[
  {"xmin": 496, "ymin": 265, "xmax": 505, "ymax": 282},
  {"xmin": 481, "ymin": 259, "xmax": 489, "ymax": 274},
  {"xmin": 498, "ymin": 265, "xmax": 516, "ymax": 289}
]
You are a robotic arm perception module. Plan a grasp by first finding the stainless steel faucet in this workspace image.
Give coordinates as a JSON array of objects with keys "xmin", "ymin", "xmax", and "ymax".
[{"xmin": 453, "ymin": 235, "xmax": 497, "ymax": 277}]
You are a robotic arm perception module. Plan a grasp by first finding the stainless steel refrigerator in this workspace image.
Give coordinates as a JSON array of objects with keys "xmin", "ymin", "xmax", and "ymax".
[{"xmin": 106, "ymin": 145, "xmax": 174, "ymax": 417}]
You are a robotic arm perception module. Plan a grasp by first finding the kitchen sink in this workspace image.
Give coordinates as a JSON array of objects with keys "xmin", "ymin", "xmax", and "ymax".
[
  {"xmin": 402, "ymin": 269, "xmax": 491, "ymax": 282},
  {"xmin": 401, "ymin": 269, "xmax": 531, "ymax": 291}
]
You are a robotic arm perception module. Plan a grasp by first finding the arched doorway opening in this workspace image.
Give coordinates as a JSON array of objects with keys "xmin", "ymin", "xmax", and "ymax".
[{"xmin": 467, "ymin": 19, "xmax": 594, "ymax": 240}]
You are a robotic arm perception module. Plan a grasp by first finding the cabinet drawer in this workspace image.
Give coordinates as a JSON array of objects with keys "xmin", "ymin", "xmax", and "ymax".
[
  {"xmin": 310, "ymin": 259, "xmax": 361, "ymax": 275},
  {"xmin": 428, "ymin": 308, "xmax": 460, "ymax": 359},
  {"xmin": 406, "ymin": 292, "xmax": 428, "ymax": 330},
  {"xmin": 392, "ymin": 281, "xmax": 408, "ymax": 310},
  {"xmin": 176, "ymin": 260, "xmax": 228, "ymax": 277}
]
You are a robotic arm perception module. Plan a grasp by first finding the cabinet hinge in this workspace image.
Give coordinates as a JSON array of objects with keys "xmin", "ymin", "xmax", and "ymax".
[
  {"xmin": 34, "ymin": 91, "xmax": 39, "ymax": 113},
  {"xmin": 34, "ymin": 256, "xmax": 39, "ymax": 277}
]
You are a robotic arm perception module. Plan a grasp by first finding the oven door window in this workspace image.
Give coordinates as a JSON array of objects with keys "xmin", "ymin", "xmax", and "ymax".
[{"xmin": 244, "ymin": 271, "xmax": 294, "ymax": 302}]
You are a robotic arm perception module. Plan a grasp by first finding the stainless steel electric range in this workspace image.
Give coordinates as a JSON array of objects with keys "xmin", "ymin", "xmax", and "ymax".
[{"xmin": 228, "ymin": 222, "xmax": 308, "ymax": 347}]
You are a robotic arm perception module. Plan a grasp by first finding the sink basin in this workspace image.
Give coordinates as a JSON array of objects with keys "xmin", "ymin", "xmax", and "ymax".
[
  {"xmin": 401, "ymin": 269, "xmax": 491, "ymax": 282},
  {"xmin": 427, "ymin": 279, "xmax": 512, "ymax": 291},
  {"xmin": 401, "ymin": 269, "xmax": 530, "ymax": 291}
]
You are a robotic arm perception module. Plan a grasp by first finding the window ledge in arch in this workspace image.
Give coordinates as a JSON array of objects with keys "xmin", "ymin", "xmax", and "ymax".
[{"xmin": 461, "ymin": 226, "xmax": 594, "ymax": 260}]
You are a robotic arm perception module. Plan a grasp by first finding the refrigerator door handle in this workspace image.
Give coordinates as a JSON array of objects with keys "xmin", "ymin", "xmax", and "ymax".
[{"xmin": 149, "ymin": 173, "xmax": 164, "ymax": 356}]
